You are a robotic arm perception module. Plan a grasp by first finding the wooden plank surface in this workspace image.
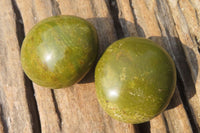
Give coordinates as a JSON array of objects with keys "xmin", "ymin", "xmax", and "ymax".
[{"xmin": 0, "ymin": 0, "xmax": 200, "ymax": 132}]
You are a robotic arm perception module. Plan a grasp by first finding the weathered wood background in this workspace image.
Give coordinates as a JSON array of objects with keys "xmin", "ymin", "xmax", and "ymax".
[{"xmin": 0, "ymin": 0, "xmax": 200, "ymax": 132}]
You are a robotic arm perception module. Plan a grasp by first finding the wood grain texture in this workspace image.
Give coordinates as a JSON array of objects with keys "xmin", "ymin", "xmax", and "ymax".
[
  {"xmin": 0, "ymin": 0, "xmax": 200, "ymax": 132},
  {"xmin": 0, "ymin": 0, "xmax": 40, "ymax": 132}
]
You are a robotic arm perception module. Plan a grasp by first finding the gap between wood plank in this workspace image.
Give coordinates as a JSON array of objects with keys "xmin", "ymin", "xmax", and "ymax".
[
  {"xmin": 51, "ymin": 90, "xmax": 62, "ymax": 130},
  {"xmin": 50, "ymin": 0, "xmax": 61, "ymax": 16},
  {"xmin": 194, "ymin": 36, "xmax": 200, "ymax": 53},
  {"xmin": 162, "ymin": 115, "xmax": 170, "ymax": 133},
  {"xmin": 10, "ymin": 0, "xmax": 41, "ymax": 132},
  {"xmin": 0, "ymin": 104, "xmax": 8, "ymax": 133},
  {"xmin": 108, "ymin": 0, "xmax": 124, "ymax": 39},
  {"xmin": 128, "ymin": 0, "xmax": 145, "ymax": 37}
]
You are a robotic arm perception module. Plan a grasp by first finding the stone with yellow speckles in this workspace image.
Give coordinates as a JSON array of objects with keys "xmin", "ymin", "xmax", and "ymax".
[{"xmin": 95, "ymin": 37, "xmax": 176, "ymax": 124}]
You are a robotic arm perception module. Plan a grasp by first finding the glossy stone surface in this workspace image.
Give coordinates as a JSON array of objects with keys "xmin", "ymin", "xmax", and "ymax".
[
  {"xmin": 95, "ymin": 37, "xmax": 176, "ymax": 124},
  {"xmin": 21, "ymin": 16, "xmax": 98, "ymax": 89}
]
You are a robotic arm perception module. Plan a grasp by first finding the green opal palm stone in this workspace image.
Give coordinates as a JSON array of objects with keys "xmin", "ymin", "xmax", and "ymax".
[
  {"xmin": 95, "ymin": 37, "xmax": 176, "ymax": 124},
  {"xmin": 21, "ymin": 16, "xmax": 98, "ymax": 89}
]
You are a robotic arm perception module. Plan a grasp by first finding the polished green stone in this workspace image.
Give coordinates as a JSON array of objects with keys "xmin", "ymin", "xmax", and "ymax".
[
  {"xmin": 95, "ymin": 37, "xmax": 176, "ymax": 124},
  {"xmin": 21, "ymin": 15, "xmax": 98, "ymax": 89}
]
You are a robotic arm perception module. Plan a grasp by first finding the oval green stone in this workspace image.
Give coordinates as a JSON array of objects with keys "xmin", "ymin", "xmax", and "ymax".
[
  {"xmin": 95, "ymin": 37, "xmax": 176, "ymax": 124},
  {"xmin": 21, "ymin": 15, "xmax": 98, "ymax": 89}
]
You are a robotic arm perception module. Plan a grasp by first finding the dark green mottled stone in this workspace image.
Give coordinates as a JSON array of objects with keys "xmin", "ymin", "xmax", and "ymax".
[
  {"xmin": 21, "ymin": 15, "xmax": 98, "ymax": 89},
  {"xmin": 95, "ymin": 37, "xmax": 176, "ymax": 124}
]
